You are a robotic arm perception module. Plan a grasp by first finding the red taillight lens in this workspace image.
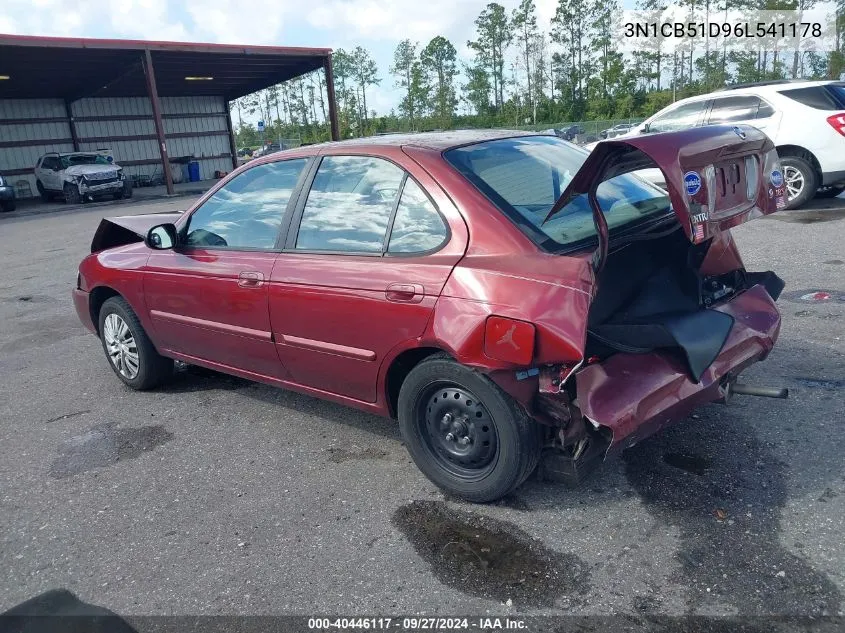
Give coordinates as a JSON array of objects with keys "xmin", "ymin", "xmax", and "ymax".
[
  {"xmin": 483, "ymin": 316, "xmax": 535, "ymax": 365},
  {"xmin": 826, "ymin": 113, "xmax": 845, "ymax": 137}
]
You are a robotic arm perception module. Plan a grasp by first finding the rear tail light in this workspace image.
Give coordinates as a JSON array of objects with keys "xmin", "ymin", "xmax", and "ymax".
[
  {"xmin": 745, "ymin": 155, "xmax": 759, "ymax": 201},
  {"xmin": 827, "ymin": 113, "xmax": 845, "ymax": 137},
  {"xmin": 483, "ymin": 316, "xmax": 535, "ymax": 365}
]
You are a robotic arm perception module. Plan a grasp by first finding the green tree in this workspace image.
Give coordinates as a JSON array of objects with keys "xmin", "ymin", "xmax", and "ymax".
[
  {"xmin": 511, "ymin": 0, "xmax": 539, "ymax": 122},
  {"xmin": 421, "ymin": 36, "xmax": 459, "ymax": 126},
  {"xmin": 390, "ymin": 39, "xmax": 420, "ymax": 129},
  {"xmin": 468, "ymin": 3, "xmax": 512, "ymax": 111},
  {"xmin": 463, "ymin": 63, "xmax": 493, "ymax": 116},
  {"xmin": 550, "ymin": 0, "xmax": 592, "ymax": 118},
  {"xmin": 351, "ymin": 46, "xmax": 380, "ymax": 132}
]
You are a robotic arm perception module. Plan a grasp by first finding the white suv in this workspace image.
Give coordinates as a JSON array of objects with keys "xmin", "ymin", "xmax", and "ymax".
[
  {"xmin": 35, "ymin": 152, "xmax": 132, "ymax": 204},
  {"xmin": 620, "ymin": 80, "xmax": 845, "ymax": 208}
]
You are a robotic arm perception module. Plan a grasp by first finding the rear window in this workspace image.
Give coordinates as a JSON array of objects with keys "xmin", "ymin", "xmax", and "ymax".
[
  {"xmin": 445, "ymin": 136, "xmax": 671, "ymax": 252},
  {"xmin": 778, "ymin": 84, "xmax": 845, "ymax": 110}
]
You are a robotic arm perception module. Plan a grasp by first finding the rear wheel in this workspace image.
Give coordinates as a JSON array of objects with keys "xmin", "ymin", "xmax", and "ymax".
[
  {"xmin": 398, "ymin": 355, "xmax": 542, "ymax": 503},
  {"xmin": 98, "ymin": 296, "xmax": 173, "ymax": 390},
  {"xmin": 63, "ymin": 183, "xmax": 81, "ymax": 205},
  {"xmin": 780, "ymin": 156, "xmax": 818, "ymax": 210},
  {"xmin": 0, "ymin": 200, "xmax": 14, "ymax": 212}
]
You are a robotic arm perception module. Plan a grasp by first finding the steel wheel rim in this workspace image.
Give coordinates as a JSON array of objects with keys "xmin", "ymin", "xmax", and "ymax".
[
  {"xmin": 103, "ymin": 313, "xmax": 139, "ymax": 379},
  {"xmin": 416, "ymin": 382, "xmax": 499, "ymax": 482},
  {"xmin": 783, "ymin": 166, "xmax": 805, "ymax": 201}
]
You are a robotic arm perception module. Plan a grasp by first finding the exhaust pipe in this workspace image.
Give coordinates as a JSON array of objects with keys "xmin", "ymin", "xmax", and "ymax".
[
  {"xmin": 729, "ymin": 383, "xmax": 789, "ymax": 399},
  {"xmin": 723, "ymin": 380, "xmax": 789, "ymax": 402}
]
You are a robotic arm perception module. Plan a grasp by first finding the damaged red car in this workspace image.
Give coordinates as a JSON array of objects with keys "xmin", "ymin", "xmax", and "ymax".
[{"xmin": 73, "ymin": 126, "xmax": 787, "ymax": 503}]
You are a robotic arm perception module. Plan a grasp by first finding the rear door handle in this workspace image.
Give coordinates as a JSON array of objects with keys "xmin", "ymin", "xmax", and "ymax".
[
  {"xmin": 385, "ymin": 283, "xmax": 424, "ymax": 303},
  {"xmin": 238, "ymin": 271, "xmax": 265, "ymax": 288}
]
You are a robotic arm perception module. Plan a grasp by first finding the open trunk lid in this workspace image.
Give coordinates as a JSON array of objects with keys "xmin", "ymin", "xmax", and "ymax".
[{"xmin": 546, "ymin": 125, "xmax": 783, "ymax": 256}]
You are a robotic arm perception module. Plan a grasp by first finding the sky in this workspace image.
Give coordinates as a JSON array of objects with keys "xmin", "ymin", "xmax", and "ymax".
[{"xmin": 0, "ymin": 0, "xmax": 574, "ymax": 117}]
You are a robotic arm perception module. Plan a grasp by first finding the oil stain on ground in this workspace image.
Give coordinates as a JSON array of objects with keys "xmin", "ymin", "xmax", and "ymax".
[
  {"xmin": 50, "ymin": 423, "xmax": 173, "ymax": 479},
  {"xmin": 623, "ymin": 416, "xmax": 842, "ymax": 615},
  {"xmin": 392, "ymin": 500, "xmax": 588, "ymax": 606},
  {"xmin": 325, "ymin": 446, "xmax": 388, "ymax": 463}
]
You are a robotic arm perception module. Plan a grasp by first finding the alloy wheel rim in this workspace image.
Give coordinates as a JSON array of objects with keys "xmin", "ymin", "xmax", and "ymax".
[
  {"xmin": 103, "ymin": 313, "xmax": 139, "ymax": 379},
  {"xmin": 417, "ymin": 383, "xmax": 498, "ymax": 481},
  {"xmin": 783, "ymin": 166, "xmax": 805, "ymax": 201}
]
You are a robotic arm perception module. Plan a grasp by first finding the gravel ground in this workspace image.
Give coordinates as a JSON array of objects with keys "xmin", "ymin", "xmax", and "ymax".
[{"xmin": 0, "ymin": 195, "xmax": 843, "ymax": 624}]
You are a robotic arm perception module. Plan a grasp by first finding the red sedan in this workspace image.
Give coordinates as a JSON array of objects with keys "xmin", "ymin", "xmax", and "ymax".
[{"xmin": 74, "ymin": 127, "xmax": 787, "ymax": 502}]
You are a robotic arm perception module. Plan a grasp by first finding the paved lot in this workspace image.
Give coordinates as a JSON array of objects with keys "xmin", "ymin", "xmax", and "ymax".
[{"xmin": 1, "ymin": 196, "xmax": 844, "ymax": 620}]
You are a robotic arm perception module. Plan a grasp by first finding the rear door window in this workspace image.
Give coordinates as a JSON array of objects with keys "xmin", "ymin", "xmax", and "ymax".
[
  {"xmin": 648, "ymin": 100, "xmax": 709, "ymax": 132},
  {"xmin": 707, "ymin": 96, "xmax": 771, "ymax": 123},
  {"xmin": 387, "ymin": 178, "xmax": 448, "ymax": 254},
  {"xmin": 294, "ymin": 156, "xmax": 405, "ymax": 253}
]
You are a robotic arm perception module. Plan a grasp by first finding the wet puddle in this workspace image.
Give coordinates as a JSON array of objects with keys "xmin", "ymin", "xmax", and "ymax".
[
  {"xmin": 50, "ymin": 423, "xmax": 173, "ymax": 478},
  {"xmin": 392, "ymin": 500, "xmax": 587, "ymax": 606},
  {"xmin": 767, "ymin": 209, "xmax": 845, "ymax": 224},
  {"xmin": 663, "ymin": 452, "xmax": 711, "ymax": 476},
  {"xmin": 326, "ymin": 446, "xmax": 388, "ymax": 463}
]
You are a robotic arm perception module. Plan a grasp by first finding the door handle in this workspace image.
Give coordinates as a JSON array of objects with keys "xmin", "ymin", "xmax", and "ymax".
[
  {"xmin": 385, "ymin": 283, "xmax": 424, "ymax": 303},
  {"xmin": 238, "ymin": 271, "xmax": 265, "ymax": 288}
]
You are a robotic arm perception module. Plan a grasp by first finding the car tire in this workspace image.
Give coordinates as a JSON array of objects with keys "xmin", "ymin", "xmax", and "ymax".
[
  {"xmin": 123, "ymin": 180, "xmax": 133, "ymax": 199},
  {"xmin": 0, "ymin": 200, "xmax": 15, "ymax": 212},
  {"xmin": 815, "ymin": 186, "xmax": 845, "ymax": 200},
  {"xmin": 98, "ymin": 296, "xmax": 173, "ymax": 390},
  {"xmin": 36, "ymin": 180, "xmax": 51, "ymax": 202},
  {"xmin": 780, "ymin": 155, "xmax": 818, "ymax": 210},
  {"xmin": 397, "ymin": 354, "xmax": 542, "ymax": 503},
  {"xmin": 63, "ymin": 183, "xmax": 82, "ymax": 205}
]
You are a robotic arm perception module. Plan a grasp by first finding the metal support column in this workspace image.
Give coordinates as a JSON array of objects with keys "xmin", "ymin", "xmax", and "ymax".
[
  {"xmin": 225, "ymin": 100, "xmax": 239, "ymax": 171},
  {"xmin": 324, "ymin": 55, "xmax": 340, "ymax": 141},
  {"xmin": 142, "ymin": 49, "xmax": 174, "ymax": 195},
  {"xmin": 64, "ymin": 100, "xmax": 80, "ymax": 152}
]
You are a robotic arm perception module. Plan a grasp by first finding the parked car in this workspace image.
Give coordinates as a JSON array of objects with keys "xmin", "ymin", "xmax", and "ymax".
[
  {"xmin": 600, "ymin": 123, "xmax": 635, "ymax": 139},
  {"xmin": 74, "ymin": 127, "xmax": 786, "ymax": 503},
  {"xmin": 237, "ymin": 147, "xmax": 254, "ymax": 158},
  {"xmin": 0, "ymin": 173, "xmax": 16, "ymax": 212},
  {"xmin": 35, "ymin": 152, "xmax": 132, "ymax": 204},
  {"xmin": 252, "ymin": 143, "xmax": 282, "ymax": 159},
  {"xmin": 618, "ymin": 80, "xmax": 845, "ymax": 208}
]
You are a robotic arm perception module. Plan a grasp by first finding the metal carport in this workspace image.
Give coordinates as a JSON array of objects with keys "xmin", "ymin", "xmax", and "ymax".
[{"xmin": 0, "ymin": 34, "xmax": 339, "ymax": 196}]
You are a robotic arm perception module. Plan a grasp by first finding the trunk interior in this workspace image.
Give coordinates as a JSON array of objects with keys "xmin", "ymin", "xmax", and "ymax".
[{"xmin": 585, "ymin": 225, "xmax": 737, "ymax": 382}]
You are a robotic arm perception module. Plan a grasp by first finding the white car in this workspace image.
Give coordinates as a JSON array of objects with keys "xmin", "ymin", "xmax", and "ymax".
[
  {"xmin": 35, "ymin": 152, "xmax": 132, "ymax": 204},
  {"xmin": 610, "ymin": 80, "xmax": 845, "ymax": 208}
]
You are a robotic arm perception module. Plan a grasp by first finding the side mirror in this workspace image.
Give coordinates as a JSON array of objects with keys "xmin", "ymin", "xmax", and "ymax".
[
  {"xmin": 146, "ymin": 223, "xmax": 178, "ymax": 250},
  {"xmin": 642, "ymin": 123, "xmax": 651, "ymax": 134}
]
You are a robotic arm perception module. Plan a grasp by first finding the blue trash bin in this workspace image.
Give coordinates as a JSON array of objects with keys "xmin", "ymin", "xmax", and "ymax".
[{"xmin": 188, "ymin": 161, "xmax": 201, "ymax": 182}]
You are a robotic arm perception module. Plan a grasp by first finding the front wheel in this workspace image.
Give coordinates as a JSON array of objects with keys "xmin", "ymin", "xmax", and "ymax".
[
  {"xmin": 780, "ymin": 156, "xmax": 818, "ymax": 210},
  {"xmin": 98, "ymin": 296, "xmax": 173, "ymax": 390},
  {"xmin": 397, "ymin": 355, "xmax": 542, "ymax": 503},
  {"xmin": 63, "ymin": 183, "xmax": 81, "ymax": 205},
  {"xmin": 0, "ymin": 200, "xmax": 14, "ymax": 212}
]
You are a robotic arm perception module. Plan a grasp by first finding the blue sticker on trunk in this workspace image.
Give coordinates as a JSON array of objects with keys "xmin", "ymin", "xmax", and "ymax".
[
  {"xmin": 770, "ymin": 169, "xmax": 784, "ymax": 187},
  {"xmin": 684, "ymin": 171, "xmax": 702, "ymax": 196}
]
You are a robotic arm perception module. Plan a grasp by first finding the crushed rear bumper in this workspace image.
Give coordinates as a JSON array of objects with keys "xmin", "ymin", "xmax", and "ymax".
[{"xmin": 575, "ymin": 284, "xmax": 780, "ymax": 455}]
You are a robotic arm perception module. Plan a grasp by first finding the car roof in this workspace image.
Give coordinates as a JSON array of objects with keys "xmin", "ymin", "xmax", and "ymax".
[{"xmin": 314, "ymin": 129, "xmax": 538, "ymax": 152}]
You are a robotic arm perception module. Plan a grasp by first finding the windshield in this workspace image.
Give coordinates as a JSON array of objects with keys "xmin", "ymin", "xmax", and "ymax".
[
  {"xmin": 61, "ymin": 154, "xmax": 111, "ymax": 168},
  {"xmin": 444, "ymin": 135, "xmax": 671, "ymax": 252}
]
